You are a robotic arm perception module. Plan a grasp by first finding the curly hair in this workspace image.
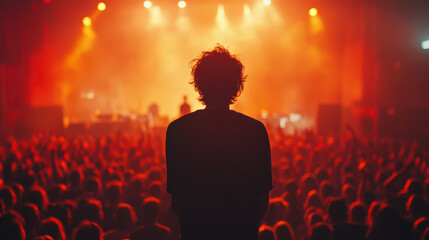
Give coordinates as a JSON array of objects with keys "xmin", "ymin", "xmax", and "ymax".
[{"xmin": 190, "ymin": 44, "xmax": 246, "ymax": 105}]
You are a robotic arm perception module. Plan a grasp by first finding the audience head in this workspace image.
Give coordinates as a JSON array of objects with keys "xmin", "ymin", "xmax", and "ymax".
[
  {"xmin": 320, "ymin": 181, "xmax": 334, "ymax": 200},
  {"xmin": 414, "ymin": 217, "xmax": 429, "ymax": 240},
  {"xmin": 274, "ymin": 221, "xmax": 294, "ymax": 240},
  {"xmin": 73, "ymin": 221, "xmax": 103, "ymax": 240},
  {"xmin": 307, "ymin": 212, "xmax": 324, "ymax": 228},
  {"xmin": 259, "ymin": 225, "xmax": 276, "ymax": 240},
  {"xmin": 84, "ymin": 177, "xmax": 102, "ymax": 196},
  {"xmin": 284, "ymin": 180, "xmax": 299, "ymax": 195},
  {"xmin": 47, "ymin": 184, "xmax": 67, "ymax": 202},
  {"xmin": 341, "ymin": 184, "xmax": 357, "ymax": 205},
  {"xmin": 138, "ymin": 197, "xmax": 161, "ymax": 225},
  {"xmin": 265, "ymin": 198, "xmax": 288, "ymax": 226},
  {"xmin": 23, "ymin": 186, "xmax": 49, "ymax": 212},
  {"xmin": 374, "ymin": 204, "xmax": 400, "ymax": 229},
  {"xmin": 305, "ymin": 190, "xmax": 322, "ymax": 210},
  {"xmin": 148, "ymin": 167, "xmax": 163, "ymax": 183},
  {"xmin": 315, "ymin": 168, "xmax": 330, "ymax": 183},
  {"xmin": 69, "ymin": 169, "xmax": 83, "ymax": 189},
  {"xmin": 148, "ymin": 181, "xmax": 162, "ymax": 199},
  {"xmin": 78, "ymin": 199, "xmax": 103, "ymax": 225},
  {"xmin": 0, "ymin": 186, "xmax": 17, "ymax": 210},
  {"xmin": 46, "ymin": 203, "xmax": 72, "ymax": 230},
  {"xmin": 128, "ymin": 174, "xmax": 147, "ymax": 195},
  {"xmin": 114, "ymin": 203, "xmax": 136, "ymax": 230},
  {"xmin": 38, "ymin": 217, "xmax": 66, "ymax": 240},
  {"xmin": 328, "ymin": 198, "xmax": 348, "ymax": 224},
  {"xmin": 104, "ymin": 181, "xmax": 123, "ymax": 206},
  {"xmin": 310, "ymin": 223, "xmax": 332, "ymax": 240},
  {"xmin": 349, "ymin": 202, "xmax": 367, "ymax": 224},
  {"xmin": 301, "ymin": 174, "xmax": 318, "ymax": 195},
  {"xmin": 407, "ymin": 194, "xmax": 428, "ymax": 219},
  {"xmin": 19, "ymin": 203, "xmax": 40, "ymax": 234}
]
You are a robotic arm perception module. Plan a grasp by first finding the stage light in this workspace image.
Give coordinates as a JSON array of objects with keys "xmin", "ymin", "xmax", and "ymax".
[
  {"xmin": 82, "ymin": 17, "xmax": 92, "ymax": 27},
  {"xmin": 289, "ymin": 113, "xmax": 301, "ymax": 122},
  {"xmin": 44, "ymin": 0, "xmax": 52, "ymax": 4},
  {"xmin": 309, "ymin": 8, "xmax": 318, "ymax": 16},
  {"xmin": 97, "ymin": 2, "xmax": 106, "ymax": 11},
  {"xmin": 216, "ymin": 4, "xmax": 228, "ymax": 29},
  {"xmin": 280, "ymin": 117, "xmax": 288, "ymax": 128},
  {"xmin": 422, "ymin": 40, "xmax": 429, "ymax": 50},
  {"xmin": 144, "ymin": 0, "xmax": 152, "ymax": 8},
  {"xmin": 263, "ymin": 0, "xmax": 271, "ymax": 6},
  {"xmin": 243, "ymin": 4, "xmax": 251, "ymax": 16},
  {"xmin": 178, "ymin": 1, "xmax": 186, "ymax": 8}
]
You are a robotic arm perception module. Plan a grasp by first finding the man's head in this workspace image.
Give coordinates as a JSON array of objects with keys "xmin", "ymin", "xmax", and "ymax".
[{"xmin": 191, "ymin": 44, "xmax": 246, "ymax": 105}]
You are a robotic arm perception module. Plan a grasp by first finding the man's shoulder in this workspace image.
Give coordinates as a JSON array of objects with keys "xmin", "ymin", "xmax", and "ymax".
[
  {"xmin": 167, "ymin": 110, "xmax": 201, "ymax": 129},
  {"xmin": 230, "ymin": 110, "xmax": 264, "ymax": 126},
  {"xmin": 168, "ymin": 109, "xmax": 265, "ymax": 130}
]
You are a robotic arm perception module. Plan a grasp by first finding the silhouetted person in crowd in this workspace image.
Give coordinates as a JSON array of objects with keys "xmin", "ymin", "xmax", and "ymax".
[
  {"xmin": 0, "ymin": 217, "xmax": 25, "ymax": 240},
  {"xmin": 180, "ymin": 95, "xmax": 191, "ymax": 116},
  {"xmin": 166, "ymin": 45, "xmax": 272, "ymax": 240},
  {"xmin": 310, "ymin": 223, "xmax": 332, "ymax": 240},
  {"xmin": 0, "ymin": 186, "xmax": 16, "ymax": 210},
  {"xmin": 328, "ymin": 198, "xmax": 367, "ymax": 240},
  {"xmin": 366, "ymin": 204, "xmax": 413, "ymax": 240},
  {"xmin": 414, "ymin": 217, "xmax": 429, "ymax": 240},
  {"xmin": 104, "ymin": 203, "xmax": 136, "ymax": 240},
  {"xmin": 274, "ymin": 221, "xmax": 295, "ymax": 240},
  {"xmin": 130, "ymin": 197, "xmax": 171, "ymax": 240},
  {"xmin": 73, "ymin": 221, "xmax": 103, "ymax": 240},
  {"xmin": 19, "ymin": 203, "xmax": 40, "ymax": 240},
  {"xmin": 349, "ymin": 202, "xmax": 367, "ymax": 225},
  {"xmin": 259, "ymin": 225, "xmax": 276, "ymax": 240},
  {"xmin": 38, "ymin": 217, "xmax": 66, "ymax": 240}
]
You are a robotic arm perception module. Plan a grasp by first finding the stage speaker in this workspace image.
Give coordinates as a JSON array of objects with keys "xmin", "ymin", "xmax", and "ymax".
[
  {"xmin": 16, "ymin": 106, "xmax": 63, "ymax": 136},
  {"xmin": 317, "ymin": 104, "xmax": 342, "ymax": 137}
]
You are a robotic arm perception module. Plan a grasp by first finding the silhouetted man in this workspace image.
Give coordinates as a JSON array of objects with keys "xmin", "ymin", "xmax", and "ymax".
[
  {"xmin": 179, "ymin": 95, "xmax": 191, "ymax": 116},
  {"xmin": 166, "ymin": 45, "xmax": 272, "ymax": 240}
]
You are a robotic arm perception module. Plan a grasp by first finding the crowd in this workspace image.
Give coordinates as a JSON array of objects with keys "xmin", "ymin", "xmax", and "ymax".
[{"xmin": 0, "ymin": 126, "xmax": 428, "ymax": 240}]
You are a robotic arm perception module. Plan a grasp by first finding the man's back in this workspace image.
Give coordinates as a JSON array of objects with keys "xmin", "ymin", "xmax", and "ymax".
[{"xmin": 166, "ymin": 109, "xmax": 272, "ymax": 239}]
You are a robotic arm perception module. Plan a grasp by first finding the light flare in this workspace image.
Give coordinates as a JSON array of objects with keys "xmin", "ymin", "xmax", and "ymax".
[
  {"xmin": 422, "ymin": 40, "xmax": 429, "ymax": 50},
  {"xmin": 243, "ymin": 4, "xmax": 251, "ymax": 16},
  {"xmin": 309, "ymin": 8, "xmax": 318, "ymax": 17},
  {"xmin": 82, "ymin": 17, "xmax": 91, "ymax": 27},
  {"xmin": 216, "ymin": 4, "xmax": 228, "ymax": 30},
  {"xmin": 97, "ymin": 2, "xmax": 106, "ymax": 11},
  {"xmin": 143, "ymin": 0, "xmax": 152, "ymax": 8},
  {"xmin": 178, "ymin": 1, "xmax": 186, "ymax": 8}
]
